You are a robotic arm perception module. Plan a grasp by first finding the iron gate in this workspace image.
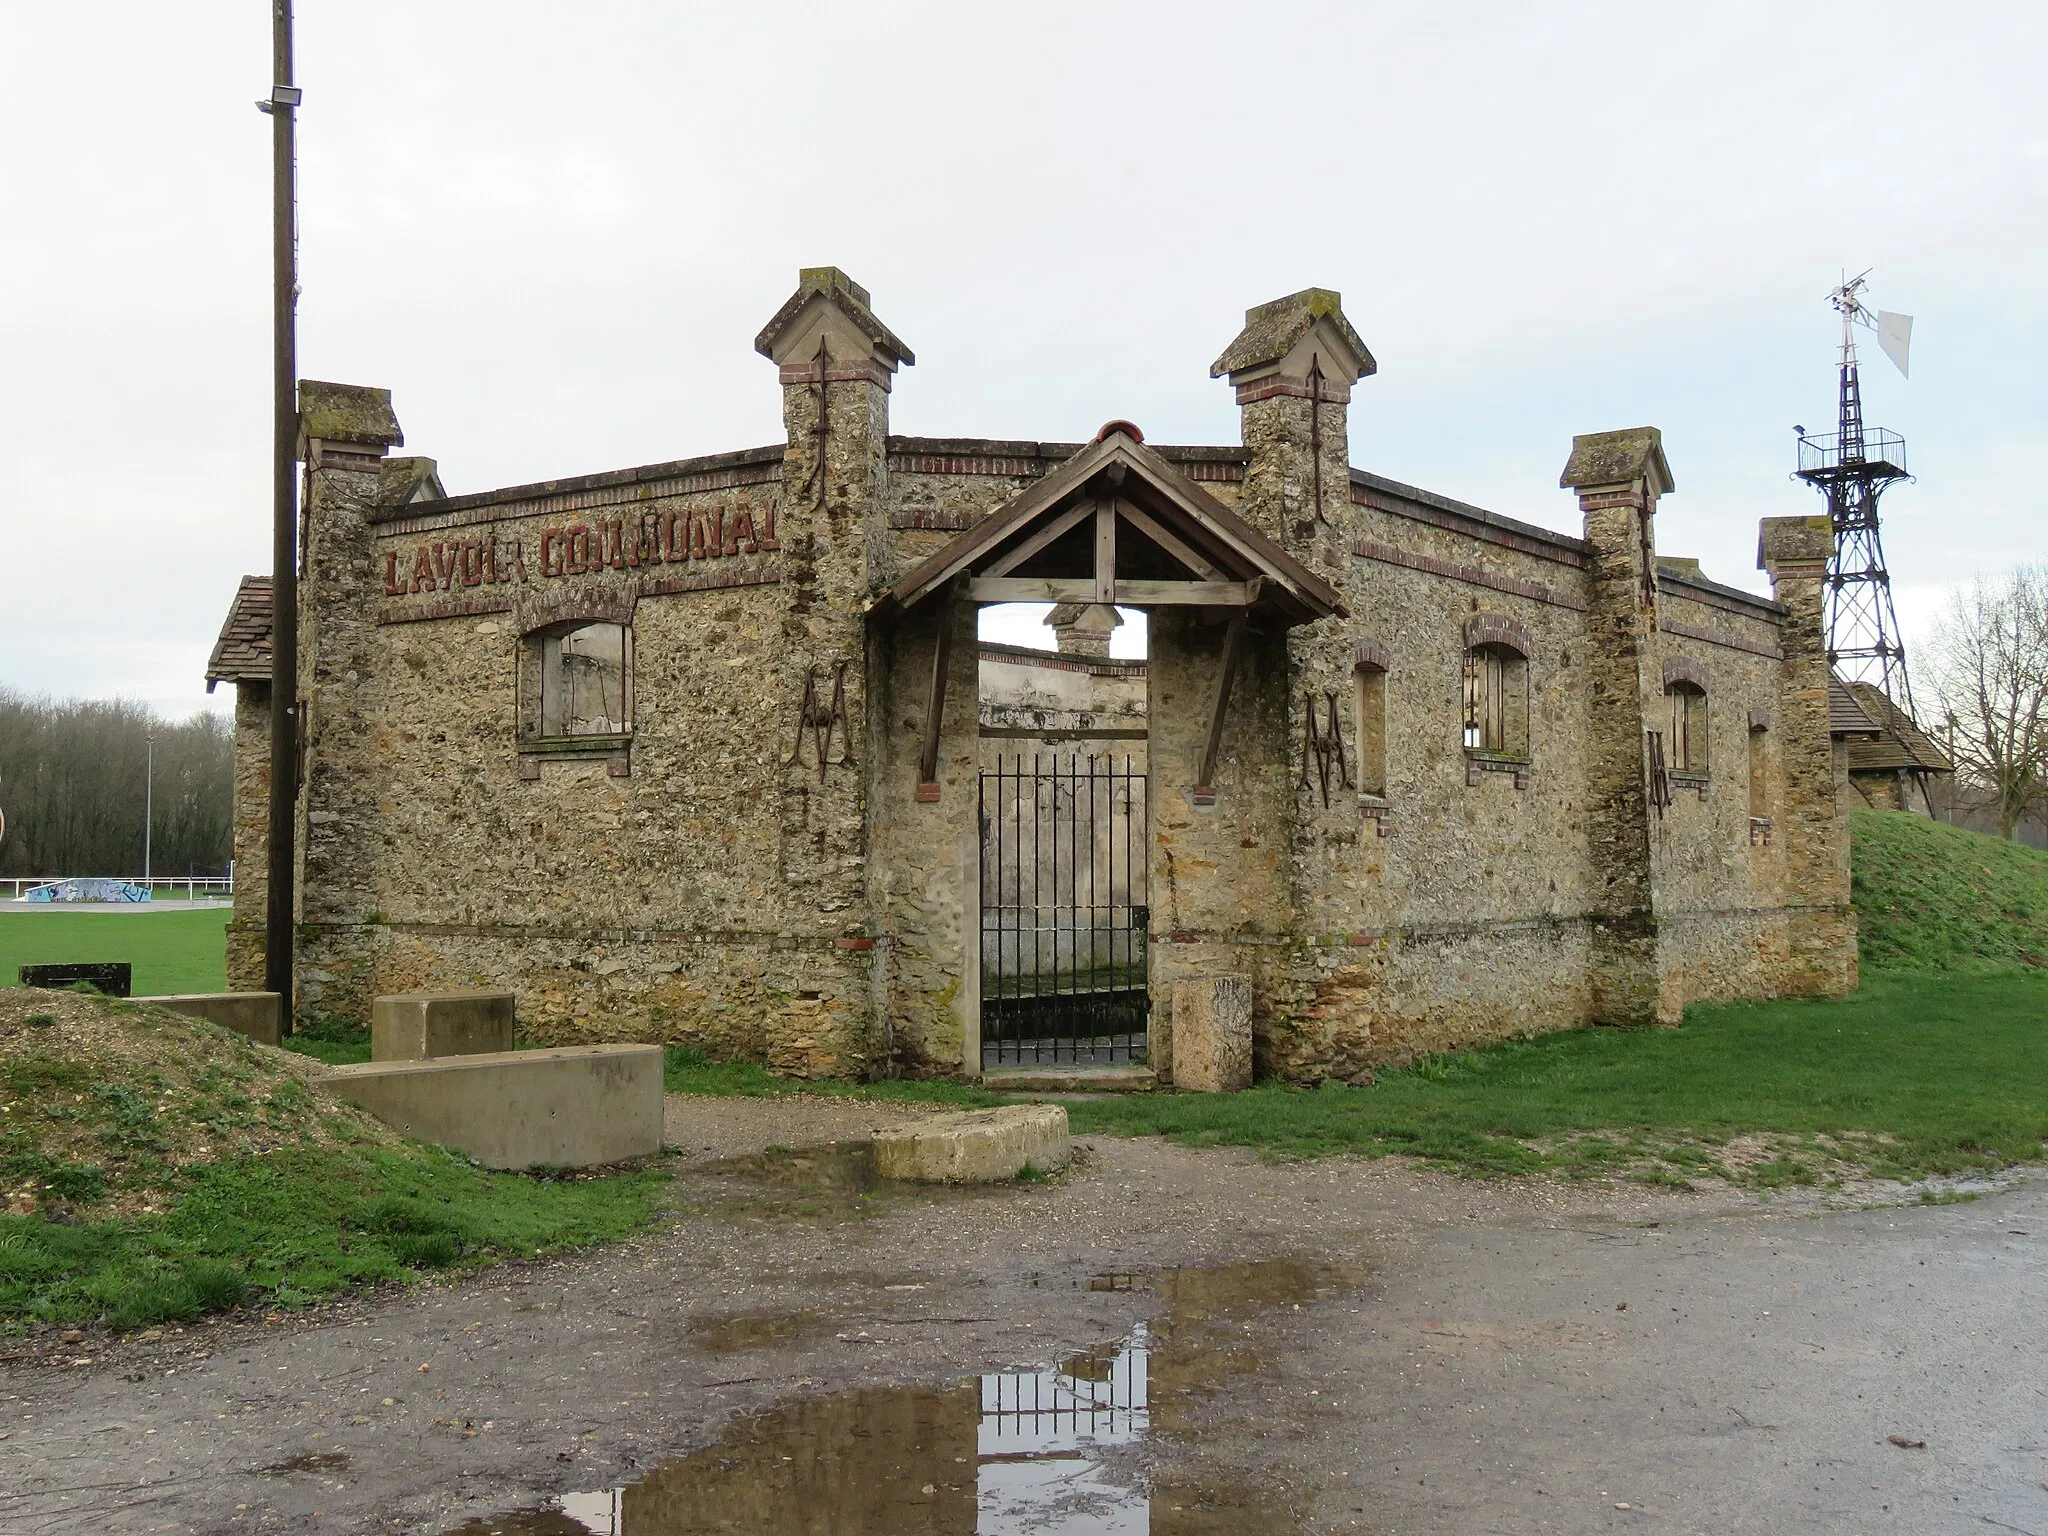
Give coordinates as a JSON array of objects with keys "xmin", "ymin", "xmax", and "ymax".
[{"xmin": 978, "ymin": 754, "xmax": 1148, "ymax": 1068}]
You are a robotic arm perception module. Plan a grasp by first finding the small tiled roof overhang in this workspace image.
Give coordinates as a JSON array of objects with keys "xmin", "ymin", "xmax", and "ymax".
[
  {"xmin": 879, "ymin": 427, "xmax": 1344, "ymax": 628},
  {"xmin": 205, "ymin": 576, "xmax": 272, "ymax": 691},
  {"xmin": 1827, "ymin": 678, "xmax": 1883, "ymax": 738},
  {"xmin": 1841, "ymin": 678, "xmax": 1954, "ymax": 774}
]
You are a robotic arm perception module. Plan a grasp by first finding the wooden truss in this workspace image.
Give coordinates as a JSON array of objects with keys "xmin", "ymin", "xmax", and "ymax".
[{"xmin": 881, "ymin": 427, "xmax": 1345, "ymax": 794}]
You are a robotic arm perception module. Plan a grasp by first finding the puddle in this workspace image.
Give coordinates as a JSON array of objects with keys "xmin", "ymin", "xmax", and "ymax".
[
  {"xmin": 264, "ymin": 1450, "xmax": 352, "ymax": 1475},
  {"xmin": 450, "ymin": 1258, "xmax": 1358, "ymax": 1534}
]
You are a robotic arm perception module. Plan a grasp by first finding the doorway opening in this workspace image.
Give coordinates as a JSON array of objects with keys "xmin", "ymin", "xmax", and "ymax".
[{"xmin": 976, "ymin": 604, "xmax": 1149, "ymax": 1069}]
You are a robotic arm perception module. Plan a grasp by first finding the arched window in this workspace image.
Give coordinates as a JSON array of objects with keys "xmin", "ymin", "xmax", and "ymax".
[
  {"xmin": 1666, "ymin": 682, "xmax": 1707, "ymax": 774},
  {"xmin": 1661, "ymin": 658, "xmax": 1710, "ymax": 777},
  {"xmin": 1461, "ymin": 615, "xmax": 1532, "ymax": 762},
  {"xmin": 520, "ymin": 620, "xmax": 634, "ymax": 743}
]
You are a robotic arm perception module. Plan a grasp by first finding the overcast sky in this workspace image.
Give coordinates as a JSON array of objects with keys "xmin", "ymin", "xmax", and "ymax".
[{"xmin": 2, "ymin": 1, "xmax": 2041, "ymax": 717}]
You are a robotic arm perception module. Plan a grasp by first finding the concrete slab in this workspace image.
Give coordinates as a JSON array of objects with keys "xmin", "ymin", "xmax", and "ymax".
[
  {"xmin": 1171, "ymin": 975, "xmax": 1253, "ymax": 1092},
  {"xmin": 319, "ymin": 1044, "xmax": 663, "ymax": 1170},
  {"xmin": 871, "ymin": 1104, "xmax": 1070, "ymax": 1183},
  {"xmin": 371, "ymin": 990, "xmax": 516, "ymax": 1061},
  {"xmin": 136, "ymin": 992, "xmax": 281, "ymax": 1047},
  {"xmin": 979, "ymin": 1065, "xmax": 1156, "ymax": 1094}
]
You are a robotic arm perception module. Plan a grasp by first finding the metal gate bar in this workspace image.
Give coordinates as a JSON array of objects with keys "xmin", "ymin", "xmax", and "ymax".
[{"xmin": 979, "ymin": 754, "xmax": 1147, "ymax": 1069}]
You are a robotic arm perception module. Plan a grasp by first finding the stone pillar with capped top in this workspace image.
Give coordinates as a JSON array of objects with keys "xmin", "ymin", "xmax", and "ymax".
[
  {"xmin": 1758, "ymin": 515, "xmax": 1856, "ymax": 995},
  {"xmin": 1562, "ymin": 426, "xmax": 1676, "ymax": 1026},
  {"xmin": 294, "ymin": 381, "xmax": 445, "ymax": 1027},
  {"xmin": 754, "ymin": 269, "xmax": 917, "ymax": 1074}
]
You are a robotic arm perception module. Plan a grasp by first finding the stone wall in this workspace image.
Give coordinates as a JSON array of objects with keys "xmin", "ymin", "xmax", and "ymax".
[
  {"xmin": 224, "ymin": 682, "xmax": 270, "ymax": 994},
  {"xmin": 237, "ymin": 272, "xmax": 1854, "ymax": 1082}
]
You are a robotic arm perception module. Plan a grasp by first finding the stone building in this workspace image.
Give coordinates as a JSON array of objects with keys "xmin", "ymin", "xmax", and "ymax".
[{"xmin": 208, "ymin": 269, "xmax": 1860, "ymax": 1082}]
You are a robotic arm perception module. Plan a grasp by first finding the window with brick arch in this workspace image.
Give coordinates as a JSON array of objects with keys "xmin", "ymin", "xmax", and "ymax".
[
  {"xmin": 1667, "ymin": 681, "xmax": 1708, "ymax": 774},
  {"xmin": 1461, "ymin": 643, "xmax": 1529, "ymax": 760},
  {"xmin": 519, "ymin": 621, "xmax": 634, "ymax": 742}
]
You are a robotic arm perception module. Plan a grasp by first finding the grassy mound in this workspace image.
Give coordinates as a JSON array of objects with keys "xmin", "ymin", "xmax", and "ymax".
[
  {"xmin": 1852, "ymin": 808, "xmax": 2048, "ymax": 970},
  {"xmin": 0, "ymin": 989, "xmax": 668, "ymax": 1331}
]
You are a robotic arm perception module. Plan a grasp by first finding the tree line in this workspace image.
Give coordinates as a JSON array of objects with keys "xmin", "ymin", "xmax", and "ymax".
[{"xmin": 0, "ymin": 691, "xmax": 234, "ymax": 879}]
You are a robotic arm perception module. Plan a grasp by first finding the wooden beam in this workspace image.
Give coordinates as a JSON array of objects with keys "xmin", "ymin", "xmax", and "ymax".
[
  {"xmin": 1113, "ymin": 498, "xmax": 1221, "ymax": 580},
  {"xmin": 964, "ymin": 577, "xmax": 1261, "ymax": 606},
  {"xmin": 1197, "ymin": 610, "xmax": 1248, "ymax": 795},
  {"xmin": 917, "ymin": 588, "xmax": 957, "ymax": 787},
  {"xmin": 980, "ymin": 501, "xmax": 1093, "ymax": 579},
  {"xmin": 1094, "ymin": 498, "xmax": 1116, "ymax": 604}
]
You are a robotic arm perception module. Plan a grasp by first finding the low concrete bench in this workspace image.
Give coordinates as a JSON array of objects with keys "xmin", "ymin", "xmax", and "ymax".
[
  {"xmin": 135, "ymin": 992, "xmax": 281, "ymax": 1047},
  {"xmin": 872, "ymin": 1104, "xmax": 1070, "ymax": 1183},
  {"xmin": 319, "ymin": 1044, "xmax": 663, "ymax": 1170},
  {"xmin": 371, "ymin": 990, "xmax": 515, "ymax": 1061}
]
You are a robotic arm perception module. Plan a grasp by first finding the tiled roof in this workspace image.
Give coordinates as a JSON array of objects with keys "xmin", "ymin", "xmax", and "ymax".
[
  {"xmin": 1842, "ymin": 679, "xmax": 1954, "ymax": 774},
  {"xmin": 1827, "ymin": 678, "xmax": 1882, "ymax": 737},
  {"xmin": 205, "ymin": 576, "xmax": 272, "ymax": 689}
]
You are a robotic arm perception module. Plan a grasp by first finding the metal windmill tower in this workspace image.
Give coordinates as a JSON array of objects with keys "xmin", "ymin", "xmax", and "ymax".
[{"xmin": 1794, "ymin": 273, "xmax": 1917, "ymax": 713}]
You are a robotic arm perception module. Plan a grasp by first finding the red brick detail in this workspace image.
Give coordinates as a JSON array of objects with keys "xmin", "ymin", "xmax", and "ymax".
[
  {"xmin": 915, "ymin": 782, "xmax": 941, "ymax": 803},
  {"xmin": 1232, "ymin": 376, "xmax": 1352, "ymax": 406},
  {"xmin": 833, "ymin": 937, "xmax": 875, "ymax": 950},
  {"xmin": 605, "ymin": 754, "xmax": 630, "ymax": 778},
  {"xmin": 1661, "ymin": 654, "xmax": 1711, "ymax": 692},
  {"xmin": 778, "ymin": 359, "xmax": 894, "ymax": 391},
  {"xmin": 891, "ymin": 507, "xmax": 982, "ymax": 531},
  {"xmin": 1192, "ymin": 786, "xmax": 1217, "ymax": 805},
  {"xmin": 1353, "ymin": 634, "xmax": 1391, "ymax": 673},
  {"xmin": 1659, "ymin": 616, "xmax": 1781, "ymax": 661},
  {"xmin": 890, "ymin": 455, "xmax": 1049, "ymax": 478},
  {"xmin": 1346, "ymin": 932, "xmax": 1382, "ymax": 947},
  {"xmin": 1353, "ymin": 538, "xmax": 1587, "ymax": 613},
  {"xmin": 1575, "ymin": 487, "xmax": 1646, "ymax": 513},
  {"xmin": 1465, "ymin": 612, "xmax": 1534, "ymax": 657}
]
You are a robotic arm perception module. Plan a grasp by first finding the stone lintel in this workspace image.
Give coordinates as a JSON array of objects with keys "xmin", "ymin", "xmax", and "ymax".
[
  {"xmin": 1756, "ymin": 515, "xmax": 1834, "ymax": 579},
  {"xmin": 1560, "ymin": 427, "xmax": 1674, "ymax": 498},
  {"xmin": 755, "ymin": 266, "xmax": 914, "ymax": 371},
  {"xmin": 300, "ymin": 379, "xmax": 404, "ymax": 450},
  {"xmin": 1212, "ymin": 287, "xmax": 1376, "ymax": 386}
]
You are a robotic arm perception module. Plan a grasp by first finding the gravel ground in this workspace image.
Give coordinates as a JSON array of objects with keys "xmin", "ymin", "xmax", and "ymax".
[{"xmin": 3, "ymin": 1095, "xmax": 2044, "ymax": 1535}]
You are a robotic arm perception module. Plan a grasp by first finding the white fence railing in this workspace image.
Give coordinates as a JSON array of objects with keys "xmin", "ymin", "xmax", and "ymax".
[{"xmin": 2, "ymin": 876, "xmax": 234, "ymax": 902}]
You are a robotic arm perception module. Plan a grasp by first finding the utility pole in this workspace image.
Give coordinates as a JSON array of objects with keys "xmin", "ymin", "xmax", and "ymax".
[
  {"xmin": 143, "ymin": 729, "xmax": 154, "ymax": 882},
  {"xmin": 259, "ymin": 0, "xmax": 301, "ymax": 1026}
]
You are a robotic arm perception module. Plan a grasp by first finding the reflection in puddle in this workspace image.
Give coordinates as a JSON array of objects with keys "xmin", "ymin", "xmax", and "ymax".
[
  {"xmin": 689, "ymin": 1309, "xmax": 833, "ymax": 1353},
  {"xmin": 450, "ymin": 1259, "xmax": 1355, "ymax": 1534}
]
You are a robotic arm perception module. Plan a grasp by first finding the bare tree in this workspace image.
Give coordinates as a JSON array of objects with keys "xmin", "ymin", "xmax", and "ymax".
[{"xmin": 1925, "ymin": 565, "xmax": 2048, "ymax": 841}]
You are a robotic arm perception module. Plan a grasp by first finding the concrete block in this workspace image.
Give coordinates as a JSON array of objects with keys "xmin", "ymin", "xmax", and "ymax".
[
  {"xmin": 320, "ymin": 1044, "xmax": 662, "ymax": 1170},
  {"xmin": 137, "ymin": 992, "xmax": 281, "ymax": 1047},
  {"xmin": 372, "ymin": 990, "xmax": 516, "ymax": 1061},
  {"xmin": 872, "ymin": 1104, "xmax": 1070, "ymax": 1183},
  {"xmin": 1171, "ymin": 974, "xmax": 1253, "ymax": 1093}
]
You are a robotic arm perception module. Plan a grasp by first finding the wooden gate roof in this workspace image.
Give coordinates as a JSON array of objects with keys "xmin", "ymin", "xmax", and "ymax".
[{"xmin": 878, "ymin": 425, "xmax": 1345, "ymax": 627}]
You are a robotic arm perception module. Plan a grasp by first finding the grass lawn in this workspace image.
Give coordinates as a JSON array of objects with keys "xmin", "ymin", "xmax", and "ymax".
[
  {"xmin": 0, "ymin": 909, "xmax": 229, "ymax": 996},
  {"xmin": 1063, "ymin": 968, "xmax": 2048, "ymax": 1185},
  {"xmin": 2, "ymin": 1144, "xmax": 668, "ymax": 1331}
]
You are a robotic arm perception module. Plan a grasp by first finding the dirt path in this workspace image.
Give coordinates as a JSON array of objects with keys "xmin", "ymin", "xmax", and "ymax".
[{"xmin": 3, "ymin": 1097, "xmax": 2044, "ymax": 1534}]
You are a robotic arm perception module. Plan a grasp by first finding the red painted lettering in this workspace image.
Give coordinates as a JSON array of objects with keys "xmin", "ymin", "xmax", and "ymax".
[
  {"xmin": 540, "ymin": 530, "xmax": 563, "ymax": 578},
  {"xmin": 460, "ymin": 540, "xmax": 485, "ymax": 587},
  {"xmin": 384, "ymin": 550, "xmax": 405, "ymax": 595},
  {"xmin": 410, "ymin": 546, "xmax": 436, "ymax": 593}
]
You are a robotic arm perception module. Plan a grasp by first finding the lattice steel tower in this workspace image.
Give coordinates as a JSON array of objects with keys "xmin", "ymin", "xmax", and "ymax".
[{"xmin": 1794, "ymin": 274, "xmax": 1916, "ymax": 712}]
